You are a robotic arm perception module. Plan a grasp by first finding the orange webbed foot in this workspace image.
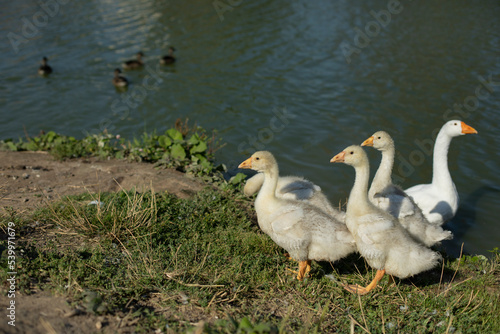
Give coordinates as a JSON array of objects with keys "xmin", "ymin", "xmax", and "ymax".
[
  {"xmin": 286, "ymin": 260, "xmax": 312, "ymax": 281},
  {"xmin": 343, "ymin": 284, "xmax": 371, "ymax": 295},
  {"xmin": 344, "ymin": 269, "xmax": 386, "ymax": 295}
]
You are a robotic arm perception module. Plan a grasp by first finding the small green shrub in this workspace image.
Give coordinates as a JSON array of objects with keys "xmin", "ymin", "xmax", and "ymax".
[{"xmin": 0, "ymin": 120, "xmax": 223, "ymax": 176}]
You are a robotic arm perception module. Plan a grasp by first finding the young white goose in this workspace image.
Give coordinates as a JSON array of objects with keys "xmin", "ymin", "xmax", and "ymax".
[
  {"xmin": 239, "ymin": 151, "xmax": 356, "ymax": 280},
  {"xmin": 361, "ymin": 131, "xmax": 452, "ymax": 246},
  {"xmin": 244, "ymin": 173, "xmax": 346, "ymax": 222},
  {"xmin": 405, "ymin": 121, "xmax": 478, "ymax": 225},
  {"xmin": 331, "ymin": 145, "xmax": 441, "ymax": 295}
]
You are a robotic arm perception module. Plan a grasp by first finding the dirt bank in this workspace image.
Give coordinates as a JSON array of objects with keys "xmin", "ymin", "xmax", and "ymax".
[{"xmin": 0, "ymin": 151, "xmax": 207, "ymax": 213}]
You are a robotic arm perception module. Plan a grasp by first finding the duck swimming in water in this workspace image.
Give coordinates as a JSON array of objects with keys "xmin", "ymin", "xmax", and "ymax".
[
  {"xmin": 112, "ymin": 68, "xmax": 129, "ymax": 88},
  {"xmin": 160, "ymin": 47, "xmax": 176, "ymax": 65},
  {"xmin": 122, "ymin": 52, "xmax": 144, "ymax": 70},
  {"xmin": 38, "ymin": 57, "xmax": 52, "ymax": 75}
]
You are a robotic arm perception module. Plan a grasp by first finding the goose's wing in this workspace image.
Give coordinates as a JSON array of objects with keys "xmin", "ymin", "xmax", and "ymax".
[
  {"xmin": 270, "ymin": 206, "xmax": 306, "ymax": 237},
  {"xmin": 267, "ymin": 205, "xmax": 311, "ymax": 254},
  {"xmin": 280, "ymin": 178, "xmax": 347, "ymax": 222},
  {"xmin": 244, "ymin": 175, "xmax": 319, "ymax": 200},
  {"xmin": 405, "ymin": 183, "xmax": 455, "ymax": 224},
  {"xmin": 356, "ymin": 213, "xmax": 395, "ymax": 245},
  {"xmin": 405, "ymin": 183, "xmax": 431, "ymax": 195},
  {"xmin": 278, "ymin": 178, "xmax": 319, "ymax": 200},
  {"xmin": 374, "ymin": 186, "xmax": 416, "ymax": 218},
  {"xmin": 353, "ymin": 213, "xmax": 397, "ymax": 263},
  {"xmin": 404, "ymin": 183, "xmax": 436, "ymax": 207}
]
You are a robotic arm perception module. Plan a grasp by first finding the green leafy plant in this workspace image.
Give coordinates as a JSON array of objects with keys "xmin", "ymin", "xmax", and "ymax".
[{"xmin": 0, "ymin": 119, "xmax": 223, "ymax": 176}]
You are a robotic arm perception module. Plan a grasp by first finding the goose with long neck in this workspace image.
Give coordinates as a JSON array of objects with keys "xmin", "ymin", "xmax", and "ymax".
[
  {"xmin": 331, "ymin": 146, "xmax": 441, "ymax": 295},
  {"xmin": 362, "ymin": 131, "xmax": 452, "ymax": 246},
  {"xmin": 405, "ymin": 121, "xmax": 478, "ymax": 225},
  {"xmin": 239, "ymin": 151, "xmax": 356, "ymax": 280},
  {"xmin": 243, "ymin": 173, "xmax": 346, "ymax": 222}
]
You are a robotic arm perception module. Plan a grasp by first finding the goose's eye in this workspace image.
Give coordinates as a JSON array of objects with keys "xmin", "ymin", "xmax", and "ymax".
[
  {"xmin": 454, "ymin": 122, "xmax": 457, "ymax": 126},
  {"xmin": 350, "ymin": 151, "xmax": 354, "ymax": 155},
  {"xmin": 255, "ymin": 157, "xmax": 260, "ymax": 161},
  {"xmin": 378, "ymin": 136, "xmax": 381, "ymax": 139}
]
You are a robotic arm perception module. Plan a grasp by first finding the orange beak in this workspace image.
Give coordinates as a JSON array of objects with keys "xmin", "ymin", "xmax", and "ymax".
[
  {"xmin": 330, "ymin": 151, "xmax": 346, "ymax": 163},
  {"xmin": 238, "ymin": 157, "xmax": 253, "ymax": 169},
  {"xmin": 461, "ymin": 122, "xmax": 478, "ymax": 134},
  {"xmin": 361, "ymin": 136, "xmax": 374, "ymax": 147}
]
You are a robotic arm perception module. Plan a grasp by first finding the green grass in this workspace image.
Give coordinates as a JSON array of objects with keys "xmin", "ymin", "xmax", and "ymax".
[{"xmin": 1, "ymin": 186, "xmax": 499, "ymax": 333}]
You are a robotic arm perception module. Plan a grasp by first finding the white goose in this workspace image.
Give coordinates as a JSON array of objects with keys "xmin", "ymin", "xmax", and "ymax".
[
  {"xmin": 331, "ymin": 145, "xmax": 441, "ymax": 295},
  {"xmin": 244, "ymin": 173, "xmax": 346, "ymax": 222},
  {"xmin": 362, "ymin": 131, "xmax": 452, "ymax": 246},
  {"xmin": 239, "ymin": 151, "xmax": 356, "ymax": 280},
  {"xmin": 405, "ymin": 120, "xmax": 478, "ymax": 225}
]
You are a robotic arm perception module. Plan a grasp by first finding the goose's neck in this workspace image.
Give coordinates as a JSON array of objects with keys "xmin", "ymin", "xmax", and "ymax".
[
  {"xmin": 431, "ymin": 130, "xmax": 453, "ymax": 187},
  {"xmin": 348, "ymin": 163, "xmax": 371, "ymax": 213},
  {"xmin": 257, "ymin": 165, "xmax": 279, "ymax": 202},
  {"xmin": 370, "ymin": 146, "xmax": 395, "ymax": 195}
]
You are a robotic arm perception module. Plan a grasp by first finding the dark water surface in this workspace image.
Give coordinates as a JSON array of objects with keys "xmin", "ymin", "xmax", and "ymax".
[{"xmin": 1, "ymin": 0, "xmax": 499, "ymax": 257}]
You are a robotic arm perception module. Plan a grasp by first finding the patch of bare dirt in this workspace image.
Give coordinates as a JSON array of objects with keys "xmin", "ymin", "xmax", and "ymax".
[
  {"xmin": 0, "ymin": 290, "xmax": 139, "ymax": 334},
  {"xmin": 0, "ymin": 151, "xmax": 207, "ymax": 213}
]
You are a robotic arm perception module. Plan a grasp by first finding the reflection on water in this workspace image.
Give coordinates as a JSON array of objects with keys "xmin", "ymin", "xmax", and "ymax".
[{"xmin": 1, "ymin": 0, "xmax": 499, "ymax": 256}]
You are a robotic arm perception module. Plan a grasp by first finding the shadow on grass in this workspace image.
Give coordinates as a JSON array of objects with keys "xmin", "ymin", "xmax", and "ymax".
[{"xmin": 309, "ymin": 249, "xmax": 463, "ymax": 293}]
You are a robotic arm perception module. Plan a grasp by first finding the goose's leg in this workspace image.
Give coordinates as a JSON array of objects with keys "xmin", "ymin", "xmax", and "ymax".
[
  {"xmin": 344, "ymin": 269, "xmax": 386, "ymax": 295},
  {"xmin": 296, "ymin": 260, "xmax": 312, "ymax": 281}
]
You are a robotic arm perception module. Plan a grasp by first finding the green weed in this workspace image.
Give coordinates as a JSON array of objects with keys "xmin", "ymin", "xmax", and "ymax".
[{"xmin": 0, "ymin": 119, "xmax": 224, "ymax": 177}]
